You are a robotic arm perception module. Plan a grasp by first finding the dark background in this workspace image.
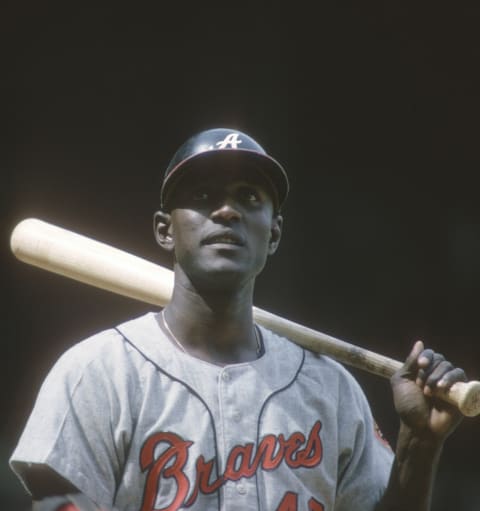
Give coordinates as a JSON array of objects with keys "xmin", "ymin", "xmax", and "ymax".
[{"xmin": 2, "ymin": 3, "xmax": 480, "ymax": 509}]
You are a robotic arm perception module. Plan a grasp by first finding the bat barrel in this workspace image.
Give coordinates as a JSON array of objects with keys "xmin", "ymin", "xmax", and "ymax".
[{"xmin": 10, "ymin": 218, "xmax": 174, "ymax": 306}]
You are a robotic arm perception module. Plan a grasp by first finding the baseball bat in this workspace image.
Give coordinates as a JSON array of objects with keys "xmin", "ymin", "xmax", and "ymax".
[{"xmin": 10, "ymin": 218, "xmax": 480, "ymax": 417}]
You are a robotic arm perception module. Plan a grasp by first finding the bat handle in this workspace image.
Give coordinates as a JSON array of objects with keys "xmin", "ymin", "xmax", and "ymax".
[{"xmin": 252, "ymin": 307, "xmax": 480, "ymax": 417}]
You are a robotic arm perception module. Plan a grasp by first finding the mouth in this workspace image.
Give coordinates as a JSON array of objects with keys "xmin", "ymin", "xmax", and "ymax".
[{"xmin": 202, "ymin": 231, "xmax": 245, "ymax": 247}]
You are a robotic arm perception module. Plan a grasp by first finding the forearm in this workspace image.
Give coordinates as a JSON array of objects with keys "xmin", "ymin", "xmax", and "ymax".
[{"xmin": 375, "ymin": 423, "xmax": 443, "ymax": 511}]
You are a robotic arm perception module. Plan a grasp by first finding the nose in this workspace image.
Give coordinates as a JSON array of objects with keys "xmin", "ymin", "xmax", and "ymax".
[{"xmin": 210, "ymin": 197, "xmax": 242, "ymax": 222}]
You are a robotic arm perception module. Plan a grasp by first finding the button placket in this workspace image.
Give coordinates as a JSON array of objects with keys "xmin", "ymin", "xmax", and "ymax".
[{"xmin": 218, "ymin": 366, "xmax": 259, "ymax": 509}]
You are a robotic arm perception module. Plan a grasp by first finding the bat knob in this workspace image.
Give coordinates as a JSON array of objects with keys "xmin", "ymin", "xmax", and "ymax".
[{"xmin": 447, "ymin": 380, "xmax": 480, "ymax": 417}]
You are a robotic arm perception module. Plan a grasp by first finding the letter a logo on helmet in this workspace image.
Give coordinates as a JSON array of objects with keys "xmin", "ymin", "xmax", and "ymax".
[{"xmin": 215, "ymin": 133, "xmax": 243, "ymax": 149}]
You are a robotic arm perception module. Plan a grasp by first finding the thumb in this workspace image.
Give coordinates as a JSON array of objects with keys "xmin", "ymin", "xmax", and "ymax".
[{"xmin": 397, "ymin": 340, "xmax": 425, "ymax": 379}]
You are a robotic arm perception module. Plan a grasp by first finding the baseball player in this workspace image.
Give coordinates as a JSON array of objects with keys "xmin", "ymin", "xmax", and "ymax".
[{"xmin": 10, "ymin": 128, "xmax": 466, "ymax": 511}]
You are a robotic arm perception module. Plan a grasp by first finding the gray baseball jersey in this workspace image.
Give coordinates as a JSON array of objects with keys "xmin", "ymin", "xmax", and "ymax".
[{"xmin": 10, "ymin": 312, "xmax": 393, "ymax": 511}]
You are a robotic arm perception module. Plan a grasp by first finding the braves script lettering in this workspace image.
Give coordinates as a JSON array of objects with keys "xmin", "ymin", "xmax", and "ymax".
[{"xmin": 140, "ymin": 421, "xmax": 323, "ymax": 511}]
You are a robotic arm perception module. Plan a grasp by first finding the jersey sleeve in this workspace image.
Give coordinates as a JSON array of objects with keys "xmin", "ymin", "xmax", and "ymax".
[
  {"xmin": 9, "ymin": 331, "xmax": 136, "ymax": 507},
  {"xmin": 334, "ymin": 371, "xmax": 394, "ymax": 511}
]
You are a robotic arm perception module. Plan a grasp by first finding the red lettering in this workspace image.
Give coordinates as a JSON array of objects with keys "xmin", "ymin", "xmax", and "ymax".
[
  {"xmin": 295, "ymin": 421, "xmax": 323, "ymax": 468},
  {"xmin": 284, "ymin": 421, "xmax": 323, "ymax": 469},
  {"xmin": 255, "ymin": 434, "xmax": 286, "ymax": 470},
  {"xmin": 140, "ymin": 422, "xmax": 324, "ymax": 510},
  {"xmin": 185, "ymin": 455, "xmax": 223, "ymax": 506},
  {"xmin": 140, "ymin": 432, "xmax": 192, "ymax": 511},
  {"xmin": 224, "ymin": 443, "xmax": 255, "ymax": 479},
  {"xmin": 282, "ymin": 432, "xmax": 306, "ymax": 467}
]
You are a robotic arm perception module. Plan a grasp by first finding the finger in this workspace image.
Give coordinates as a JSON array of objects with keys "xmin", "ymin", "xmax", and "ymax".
[
  {"xmin": 418, "ymin": 351, "xmax": 445, "ymax": 374},
  {"xmin": 401, "ymin": 340, "xmax": 425, "ymax": 377},
  {"xmin": 436, "ymin": 367, "xmax": 468, "ymax": 389},
  {"xmin": 417, "ymin": 348, "xmax": 436, "ymax": 369},
  {"xmin": 424, "ymin": 360, "xmax": 454, "ymax": 391},
  {"xmin": 416, "ymin": 349, "xmax": 442, "ymax": 386}
]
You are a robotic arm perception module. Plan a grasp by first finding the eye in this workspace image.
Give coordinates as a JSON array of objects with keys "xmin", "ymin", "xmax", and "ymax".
[{"xmin": 238, "ymin": 186, "xmax": 261, "ymax": 204}]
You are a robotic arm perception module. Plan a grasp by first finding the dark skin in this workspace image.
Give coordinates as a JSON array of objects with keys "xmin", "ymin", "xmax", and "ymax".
[
  {"xmin": 153, "ymin": 166, "xmax": 283, "ymax": 365},
  {"xmin": 376, "ymin": 341, "xmax": 466, "ymax": 510},
  {"xmin": 28, "ymin": 165, "xmax": 466, "ymax": 510}
]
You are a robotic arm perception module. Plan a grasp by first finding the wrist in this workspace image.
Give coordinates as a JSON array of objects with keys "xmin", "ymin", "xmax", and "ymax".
[
  {"xmin": 397, "ymin": 422, "xmax": 444, "ymax": 463},
  {"xmin": 378, "ymin": 425, "xmax": 444, "ymax": 511}
]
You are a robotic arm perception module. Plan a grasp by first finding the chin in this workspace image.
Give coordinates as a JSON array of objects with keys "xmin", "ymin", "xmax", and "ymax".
[{"xmin": 194, "ymin": 262, "xmax": 257, "ymax": 291}]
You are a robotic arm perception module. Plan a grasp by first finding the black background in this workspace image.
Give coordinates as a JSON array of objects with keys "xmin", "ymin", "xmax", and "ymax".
[{"xmin": 2, "ymin": 3, "xmax": 480, "ymax": 509}]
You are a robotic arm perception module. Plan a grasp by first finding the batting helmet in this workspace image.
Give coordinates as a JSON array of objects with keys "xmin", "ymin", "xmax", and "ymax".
[{"xmin": 160, "ymin": 128, "xmax": 289, "ymax": 211}]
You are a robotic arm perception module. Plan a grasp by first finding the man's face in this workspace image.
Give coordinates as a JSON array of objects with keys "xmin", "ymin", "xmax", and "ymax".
[{"xmin": 165, "ymin": 163, "xmax": 282, "ymax": 290}]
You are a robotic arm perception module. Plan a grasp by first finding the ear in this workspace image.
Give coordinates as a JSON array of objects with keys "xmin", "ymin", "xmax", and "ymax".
[
  {"xmin": 268, "ymin": 214, "xmax": 283, "ymax": 255},
  {"xmin": 153, "ymin": 210, "xmax": 174, "ymax": 252}
]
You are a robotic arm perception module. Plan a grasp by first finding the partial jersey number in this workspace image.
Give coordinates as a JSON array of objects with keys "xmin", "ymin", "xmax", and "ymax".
[{"xmin": 277, "ymin": 491, "xmax": 324, "ymax": 511}]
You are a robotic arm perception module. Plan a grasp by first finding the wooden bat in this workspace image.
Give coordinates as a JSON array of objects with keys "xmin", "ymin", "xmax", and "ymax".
[{"xmin": 10, "ymin": 218, "xmax": 480, "ymax": 417}]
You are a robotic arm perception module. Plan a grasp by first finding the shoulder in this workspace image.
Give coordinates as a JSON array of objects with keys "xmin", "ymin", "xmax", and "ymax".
[
  {"xmin": 259, "ymin": 325, "xmax": 369, "ymax": 401},
  {"xmin": 43, "ymin": 312, "xmax": 157, "ymax": 388}
]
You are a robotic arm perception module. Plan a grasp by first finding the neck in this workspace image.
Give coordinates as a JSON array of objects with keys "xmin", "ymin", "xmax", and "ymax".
[{"xmin": 160, "ymin": 267, "xmax": 259, "ymax": 364}]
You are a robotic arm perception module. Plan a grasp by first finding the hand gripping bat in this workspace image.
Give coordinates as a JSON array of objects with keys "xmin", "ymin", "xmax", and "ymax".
[{"xmin": 10, "ymin": 218, "xmax": 480, "ymax": 417}]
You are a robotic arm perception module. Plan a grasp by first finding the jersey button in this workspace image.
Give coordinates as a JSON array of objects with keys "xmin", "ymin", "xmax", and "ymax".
[
  {"xmin": 232, "ymin": 410, "xmax": 241, "ymax": 421},
  {"xmin": 221, "ymin": 371, "xmax": 230, "ymax": 382},
  {"xmin": 236, "ymin": 483, "xmax": 247, "ymax": 495}
]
